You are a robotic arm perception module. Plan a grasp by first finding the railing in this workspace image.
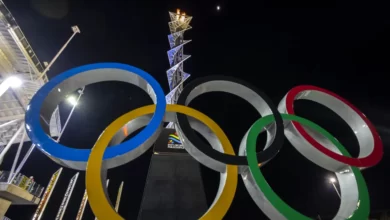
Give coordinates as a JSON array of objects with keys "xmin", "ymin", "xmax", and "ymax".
[{"xmin": 0, "ymin": 171, "xmax": 44, "ymax": 197}]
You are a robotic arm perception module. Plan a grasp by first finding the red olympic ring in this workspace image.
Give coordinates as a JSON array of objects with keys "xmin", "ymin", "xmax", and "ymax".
[{"xmin": 285, "ymin": 85, "xmax": 383, "ymax": 167}]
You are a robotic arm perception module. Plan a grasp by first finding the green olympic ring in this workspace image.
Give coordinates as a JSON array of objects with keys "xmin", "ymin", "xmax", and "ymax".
[{"xmin": 246, "ymin": 114, "xmax": 369, "ymax": 219}]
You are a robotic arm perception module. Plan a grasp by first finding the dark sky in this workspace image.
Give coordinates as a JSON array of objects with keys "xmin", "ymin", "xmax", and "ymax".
[{"xmin": 2, "ymin": 0, "xmax": 390, "ymax": 219}]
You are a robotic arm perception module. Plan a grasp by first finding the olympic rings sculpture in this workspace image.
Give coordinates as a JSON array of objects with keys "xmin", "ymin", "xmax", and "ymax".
[{"xmin": 25, "ymin": 63, "xmax": 383, "ymax": 220}]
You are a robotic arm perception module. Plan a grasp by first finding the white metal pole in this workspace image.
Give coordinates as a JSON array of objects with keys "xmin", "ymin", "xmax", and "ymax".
[
  {"xmin": 115, "ymin": 181, "xmax": 124, "ymax": 212},
  {"xmin": 36, "ymin": 26, "xmax": 80, "ymax": 80},
  {"xmin": 8, "ymin": 128, "xmax": 26, "ymax": 183},
  {"xmin": 0, "ymin": 122, "xmax": 24, "ymax": 164},
  {"xmin": 9, "ymin": 143, "xmax": 35, "ymax": 183},
  {"xmin": 331, "ymin": 182, "xmax": 341, "ymax": 198},
  {"xmin": 0, "ymin": 119, "xmax": 21, "ymax": 129},
  {"xmin": 56, "ymin": 86, "xmax": 84, "ymax": 142}
]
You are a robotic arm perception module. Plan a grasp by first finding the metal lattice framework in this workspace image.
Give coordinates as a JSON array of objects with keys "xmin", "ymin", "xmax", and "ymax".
[
  {"xmin": 165, "ymin": 10, "xmax": 192, "ymax": 128},
  {"xmin": 0, "ymin": 1, "xmax": 61, "ymax": 147}
]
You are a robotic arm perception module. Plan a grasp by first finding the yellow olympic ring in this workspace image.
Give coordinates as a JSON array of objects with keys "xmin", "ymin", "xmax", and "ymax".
[{"xmin": 86, "ymin": 104, "xmax": 238, "ymax": 220}]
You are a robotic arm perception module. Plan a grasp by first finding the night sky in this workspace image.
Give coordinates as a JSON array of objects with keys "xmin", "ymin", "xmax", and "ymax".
[{"xmin": 2, "ymin": 0, "xmax": 390, "ymax": 219}]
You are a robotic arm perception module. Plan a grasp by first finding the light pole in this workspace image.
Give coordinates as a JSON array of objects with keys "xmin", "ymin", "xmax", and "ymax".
[
  {"xmin": 329, "ymin": 177, "xmax": 341, "ymax": 198},
  {"xmin": 57, "ymin": 87, "xmax": 85, "ymax": 142},
  {"xmin": 36, "ymin": 26, "xmax": 81, "ymax": 80},
  {"xmin": 9, "ymin": 87, "xmax": 85, "ymax": 182}
]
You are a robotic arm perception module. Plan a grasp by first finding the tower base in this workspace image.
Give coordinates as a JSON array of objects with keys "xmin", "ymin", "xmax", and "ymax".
[{"xmin": 137, "ymin": 154, "xmax": 207, "ymax": 220}]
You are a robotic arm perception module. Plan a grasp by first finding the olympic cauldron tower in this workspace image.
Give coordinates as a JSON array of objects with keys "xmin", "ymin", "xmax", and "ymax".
[
  {"xmin": 165, "ymin": 9, "xmax": 192, "ymax": 128},
  {"xmin": 137, "ymin": 10, "xmax": 208, "ymax": 220}
]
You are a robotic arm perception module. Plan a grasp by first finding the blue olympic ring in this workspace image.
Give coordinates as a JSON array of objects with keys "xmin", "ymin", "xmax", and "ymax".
[{"xmin": 25, "ymin": 63, "xmax": 166, "ymax": 162}]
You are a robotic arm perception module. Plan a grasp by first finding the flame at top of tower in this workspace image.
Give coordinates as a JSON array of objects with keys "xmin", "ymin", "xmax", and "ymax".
[
  {"xmin": 175, "ymin": 9, "xmax": 188, "ymax": 23},
  {"xmin": 169, "ymin": 9, "xmax": 192, "ymax": 33}
]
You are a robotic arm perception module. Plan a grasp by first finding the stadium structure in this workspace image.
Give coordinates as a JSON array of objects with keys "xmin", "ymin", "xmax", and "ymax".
[{"xmin": 0, "ymin": 1, "xmax": 79, "ymax": 218}]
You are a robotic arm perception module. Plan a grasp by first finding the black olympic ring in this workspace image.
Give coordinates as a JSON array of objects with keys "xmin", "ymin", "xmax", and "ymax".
[{"xmin": 176, "ymin": 75, "xmax": 284, "ymax": 166}]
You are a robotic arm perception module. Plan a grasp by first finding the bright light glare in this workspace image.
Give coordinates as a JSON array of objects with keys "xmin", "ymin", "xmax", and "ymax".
[
  {"xmin": 180, "ymin": 13, "xmax": 186, "ymax": 22},
  {"xmin": 217, "ymin": 5, "xmax": 221, "ymax": 10},
  {"xmin": 67, "ymin": 96, "xmax": 77, "ymax": 106},
  {"xmin": 0, "ymin": 77, "xmax": 22, "ymax": 97},
  {"xmin": 6, "ymin": 76, "xmax": 22, "ymax": 88},
  {"xmin": 330, "ymin": 177, "xmax": 336, "ymax": 183}
]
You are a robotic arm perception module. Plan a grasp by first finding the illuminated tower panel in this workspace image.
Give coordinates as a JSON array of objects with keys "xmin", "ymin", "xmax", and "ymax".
[{"xmin": 165, "ymin": 9, "xmax": 192, "ymax": 128}]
